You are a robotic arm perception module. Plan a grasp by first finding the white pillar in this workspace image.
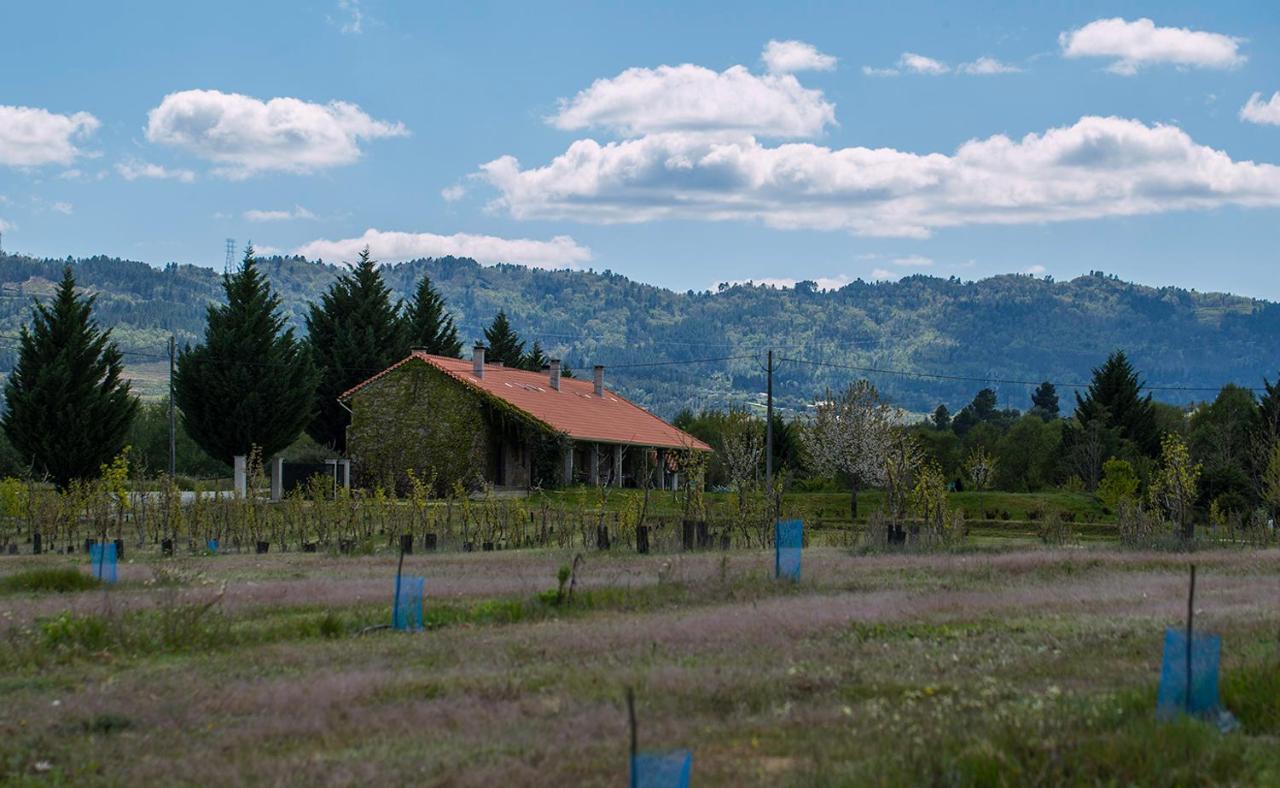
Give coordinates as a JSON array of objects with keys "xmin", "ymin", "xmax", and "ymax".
[
  {"xmin": 233, "ymin": 455, "xmax": 247, "ymax": 498},
  {"xmin": 270, "ymin": 457, "xmax": 284, "ymax": 501}
]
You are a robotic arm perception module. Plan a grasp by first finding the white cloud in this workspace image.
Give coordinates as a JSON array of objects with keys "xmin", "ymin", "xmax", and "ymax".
[
  {"xmin": 762, "ymin": 40, "xmax": 837, "ymax": 74},
  {"xmin": 50, "ymin": 201, "xmax": 73, "ymax": 215},
  {"xmin": 0, "ymin": 217, "xmax": 14, "ymax": 233},
  {"xmin": 145, "ymin": 89, "xmax": 408, "ymax": 178},
  {"xmin": 861, "ymin": 65, "xmax": 901, "ymax": 77},
  {"xmin": 0, "ymin": 105, "xmax": 99, "ymax": 167},
  {"xmin": 1241, "ymin": 92, "xmax": 1280, "ymax": 126},
  {"xmin": 717, "ymin": 274, "xmax": 852, "ymax": 291},
  {"xmin": 550, "ymin": 62, "xmax": 835, "ymax": 138},
  {"xmin": 899, "ymin": 52, "xmax": 949, "ymax": 75},
  {"xmin": 480, "ymin": 115, "xmax": 1280, "ymax": 238},
  {"xmin": 1060, "ymin": 17, "xmax": 1244, "ymax": 75},
  {"xmin": 293, "ymin": 228, "xmax": 592, "ymax": 269},
  {"xmin": 334, "ymin": 0, "xmax": 362, "ymax": 34},
  {"xmin": 870, "ymin": 268, "xmax": 898, "ymax": 281},
  {"xmin": 116, "ymin": 159, "xmax": 196, "ymax": 183},
  {"xmin": 244, "ymin": 205, "xmax": 316, "ymax": 222},
  {"xmin": 1024, "ymin": 264, "xmax": 1047, "ymax": 275},
  {"xmin": 441, "ymin": 183, "xmax": 467, "ymax": 202},
  {"xmin": 893, "ymin": 255, "xmax": 934, "ymax": 267},
  {"xmin": 958, "ymin": 57, "xmax": 1022, "ymax": 75}
]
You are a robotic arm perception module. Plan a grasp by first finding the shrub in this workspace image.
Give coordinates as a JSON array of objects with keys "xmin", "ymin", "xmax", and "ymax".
[
  {"xmin": 0, "ymin": 568, "xmax": 100, "ymax": 594},
  {"xmin": 1036, "ymin": 511, "xmax": 1073, "ymax": 546}
]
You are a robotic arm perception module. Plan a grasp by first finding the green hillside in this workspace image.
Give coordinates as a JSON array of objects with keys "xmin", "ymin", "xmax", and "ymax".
[{"xmin": 2, "ymin": 251, "xmax": 1278, "ymax": 416}]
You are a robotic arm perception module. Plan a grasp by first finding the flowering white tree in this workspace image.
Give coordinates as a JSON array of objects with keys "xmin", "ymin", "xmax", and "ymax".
[
  {"xmin": 802, "ymin": 380, "xmax": 897, "ymax": 522},
  {"xmin": 719, "ymin": 409, "xmax": 763, "ymax": 515}
]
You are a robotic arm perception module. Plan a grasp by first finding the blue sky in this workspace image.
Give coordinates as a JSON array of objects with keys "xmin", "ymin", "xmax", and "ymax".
[{"xmin": 2, "ymin": 1, "xmax": 1278, "ymax": 297}]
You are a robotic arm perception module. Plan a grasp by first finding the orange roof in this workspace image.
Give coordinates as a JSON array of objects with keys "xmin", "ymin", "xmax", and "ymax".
[{"xmin": 341, "ymin": 352, "xmax": 712, "ymax": 451}]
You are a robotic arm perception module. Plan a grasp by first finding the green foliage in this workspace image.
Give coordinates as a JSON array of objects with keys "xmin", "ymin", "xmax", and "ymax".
[
  {"xmin": 482, "ymin": 310, "xmax": 525, "ymax": 367},
  {"xmin": 126, "ymin": 400, "xmax": 229, "ymax": 477},
  {"xmin": 1030, "ymin": 380, "xmax": 1059, "ymax": 420},
  {"xmin": 402, "ymin": 271, "xmax": 462, "ymax": 357},
  {"xmin": 1222, "ymin": 659, "xmax": 1280, "ymax": 736},
  {"xmin": 1072, "ymin": 350, "xmax": 1160, "ymax": 457},
  {"xmin": 1189, "ymin": 383, "xmax": 1258, "ymax": 515},
  {"xmin": 1, "ymin": 267, "xmax": 138, "ymax": 488},
  {"xmin": 305, "ymin": 247, "xmax": 406, "ymax": 451},
  {"xmin": 0, "ymin": 568, "xmax": 101, "ymax": 594},
  {"xmin": 1097, "ymin": 458, "xmax": 1140, "ymax": 510},
  {"xmin": 174, "ymin": 247, "xmax": 319, "ymax": 463}
]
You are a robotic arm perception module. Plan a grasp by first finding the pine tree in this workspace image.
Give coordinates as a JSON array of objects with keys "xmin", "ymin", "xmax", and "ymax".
[
  {"xmin": 523, "ymin": 340, "xmax": 548, "ymax": 372},
  {"xmin": 305, "ymin": 248, "xmax": 405, "ymax": 451},
  {"xmin": 174, "ymin": 247, "xmax": 318, "ymax": 464},
  {"xmin": 1031, "ymin": 381, "xmax": 1059, "ymax": 420},
  {"xmin": 2, "ymin": 267, "xmax": 138, "ymax": 488},
  {"xmin": 483, "ymin": 310, "xmax": 525, "ymax": 366},
  {"xmin": 931, "ymin": 404, "xmax": 951, "ymax": 431},
  {"xmin": 1072, "ymin": 351, "xmax": 1159, "ymax": 456},
  {"xmin": 403, "ymin": 272, "xmax": 462, "ymax": 357}
]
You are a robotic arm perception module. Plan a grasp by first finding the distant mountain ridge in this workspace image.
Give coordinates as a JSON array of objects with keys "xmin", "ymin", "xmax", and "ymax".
[{"xmin": 2, "ymin": 251, "xmax": 1277, "ymax": 418}]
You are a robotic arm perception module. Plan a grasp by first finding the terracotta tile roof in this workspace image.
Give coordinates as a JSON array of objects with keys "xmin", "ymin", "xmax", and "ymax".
[{"xmin": 340, "ymin": 352, "xmax": 712, "ymax": 452}]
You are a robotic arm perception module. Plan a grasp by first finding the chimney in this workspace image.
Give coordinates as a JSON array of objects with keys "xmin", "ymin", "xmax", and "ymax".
[
  {"xmin": 593, "ymin": 365, "xmax": 605, "ymax": 397},
  {"xmin": 472, "ymin": 343, "xmax": 486, "ymax": 378},
  {"xmin": 549, "ymin": 359, "xmax": 561, "ymax": 391}
]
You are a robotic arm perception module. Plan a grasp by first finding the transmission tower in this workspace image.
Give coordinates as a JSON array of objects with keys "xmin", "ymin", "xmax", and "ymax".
[{"xmin": 224, "ymin": 238, "xmax": 236, "ymax": 273}]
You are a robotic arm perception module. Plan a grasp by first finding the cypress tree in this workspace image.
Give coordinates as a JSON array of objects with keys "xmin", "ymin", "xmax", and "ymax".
[
  {"xmin": 174, "ymin": 247, "xmax": 318, "ymax": 464},
  {"xmin": 483, "ymin": 310, "xmax": 525, "ymax": 367},
  {"xmin": 306, "ymin": 247, "xmax": 405, "ymax": 451},
  {"xmin": 1030, "ymin": 381, "xmax": 1059, "ymax": 420},
  {"xmin": 2, "ymin": 267, "xmax": 138, "ymax": 488},
  {"xmin": 403, "ymin": 272, "xmax": 462, "ymax": 357},
  {"xmin": 1072, "ymin": 351, "xmax": 1159, "ymax": 456}
]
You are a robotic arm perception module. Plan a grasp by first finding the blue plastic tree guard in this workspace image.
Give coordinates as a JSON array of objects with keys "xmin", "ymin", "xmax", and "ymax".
[
  {"xmin": 775, "ymin": 519, "xmax": 803, "ymax": 581},
  {"xmin": 1157, "ymin": 628, "xmax": 1221, "ymax": 719},
  {"xmin": 206, "ymin": 539, "xmax": 219, "ymax": 554},
  {"xmin": 89, "ymin": 542, "xmax": 118, "ymax": 584},
  {"xmin": 393, "ymin": 575, "xmax": 425, "ymax": 631},
  {"xmin": 632, "ymin": 751, "xmax": 692, "ymax": 788}
]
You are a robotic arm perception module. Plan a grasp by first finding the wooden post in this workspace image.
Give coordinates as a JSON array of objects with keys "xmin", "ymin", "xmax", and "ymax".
[{"xmin": 627, "ymin": 687, "xmax": 638, "ymax": 788}]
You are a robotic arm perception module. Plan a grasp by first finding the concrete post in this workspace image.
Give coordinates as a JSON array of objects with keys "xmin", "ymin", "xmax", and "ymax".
[
  {"xmin": 589, "ymin": 444, "xmax": 600, "ymax": 486},
  {"xmin": 339, "ymin": 459, "xmax": 351, "ymax": 489},
  {"xmin": 656, "ymin": 449, "xmax": 667, "ymax": 490},
  {"xmin": 612, "ymin": 444, "xmax": 624, "ymax": 487},
  {"xmin": 233, "ymin": 455, "xmax": 247, "ymax": 497},
  {"xmin": 562, "ymin": 443, "xmax": 574, "ymax": 485},
  {"xmin": 270, "ymin": 457, "xmax": 284, "ymax": 501}
]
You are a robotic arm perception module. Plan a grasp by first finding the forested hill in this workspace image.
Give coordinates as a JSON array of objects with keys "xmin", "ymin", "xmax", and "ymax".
[{"xmin": 2, "ymin": 251, "xmax": 1278, "ymax": 418}]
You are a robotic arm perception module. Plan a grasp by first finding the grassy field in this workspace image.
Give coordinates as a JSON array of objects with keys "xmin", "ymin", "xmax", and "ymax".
[{"xmin": 2, "ymin": 544, "xmax": 1278, "ymax": 785}]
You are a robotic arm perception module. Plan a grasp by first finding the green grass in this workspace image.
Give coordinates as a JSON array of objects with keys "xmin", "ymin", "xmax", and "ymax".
[{"xmin": 0, "ymin": 568, "xmax": 100, "ymax": 595}]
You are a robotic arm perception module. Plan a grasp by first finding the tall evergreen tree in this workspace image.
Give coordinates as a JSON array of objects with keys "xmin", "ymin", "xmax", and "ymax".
[
  {"xmin": 306, "ymin": 248, "xmax": 405, "ymax": 451},
  {"xmin": 1072, "ymin": 351, "xmax": 1160, "ymax": 456},
  {"xmin": 1030, "ymin": 381, "xmax": 1059, "ymax": 420},
  {"xmin": 174, "ymin": 247, "xmax": 318, "ymax": 464},
  {"xmin": 523, "ymin": 340, "xmax": 549, "ymax": 372},
  {"xmin": 2, "ymin": 267, "xmax": 138, "ymax": 488},
  {"xmin": 483, "ymin": 310, "xmax": 525, "ymax": 366},
  {"xmin": 403, "ymin": 272, "xmax": 462, "ymax": 357}
]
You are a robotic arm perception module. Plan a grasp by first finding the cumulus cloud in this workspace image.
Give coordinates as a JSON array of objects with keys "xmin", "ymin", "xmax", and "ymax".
[
  {"xmin": 244, "ymin": 205, "xmax": 316, "ymax": 222},
  {"xmin": 1241, "ymin": 92, "xmax": 1280, "ymax": 126},
  {"xmin": 0, "ymin": 105, "xmax": 99, "ymax": 167},
  {"xmin": 479, "ymin": 116, "xmax": 1280, "ymax": 238},
  {"xmin": 893, "ymin": 255, "xmax": 934, "ymax": 267},
  {"xmin": 145, "ymin": 89, "xmax": 408, "ymax": 178},
  {"xmin": 293, "ymin": 228, "xmax": 592, "ymax": 269},
  {"xmin": 1024, "ymin": 264, "xmax": 1047, "ymax": 275},
  {"xmin": 899, "ymin": 52, "xmax": 949, "ymax": 75},
  {"xmin": 116, "ymin": 159, "xmax": 196, "ymax": 182},
  {"xmin": 717, "ymin": 274, "xmax": 852, "ymax": 291},
  {"xmin": 441, "ymin": 183, "xmax": 467, "ymax": 202},
  {"xmin": 958, "ymin": 56, "xmax": 1022, "ymax": 75},
  {"xmin": 870, "ymin": 268, "xmax": 898, "ymax": 281},
  {"xmin": 762, "ymin": 40, "xmax": 837, "ymax": 74},
  {"xmin": 1060, "ymin": 17, "xmax": 1244, "ymax": 75},
  {"xmin": 550, "ymin": 62, "xmax": 835, "ymax": 138},
  {"xmin": 862, "ymin": 65, "xmax": 900, "ymax": 77}
]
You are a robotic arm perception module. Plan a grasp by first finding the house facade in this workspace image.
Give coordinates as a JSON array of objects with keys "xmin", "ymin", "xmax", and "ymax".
[{"xmin": 341, "ymin": 345, "xmax": 711, "ymax": 492}]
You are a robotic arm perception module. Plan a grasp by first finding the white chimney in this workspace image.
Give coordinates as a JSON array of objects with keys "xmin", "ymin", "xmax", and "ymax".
[
  {"xmin": 472, "ymin": 344, "xmax": 486, "ymax": 378},
  {"xmin": 593, "ymin": 365, "xmax": 605, "ymax": 397},
  {"xmin": 549, "ymin": 359, "xmax": 561, "ymax": 391}
]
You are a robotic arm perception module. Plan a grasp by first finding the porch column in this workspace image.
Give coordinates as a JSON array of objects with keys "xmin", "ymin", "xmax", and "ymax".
[
  {"xmin": 589, "ymin": 444, "xmax": 600, "ymax": 486},
  {"xmin": 562, "ymin": 442, "xmax": 574, "ymax": 485},
  {"xmin": 656, "ymin": 449, "xmax": 667, "ymax": 490},
  {"xmin": 612, "ymin": 444, "xmax": 624, "ymax": 487}
]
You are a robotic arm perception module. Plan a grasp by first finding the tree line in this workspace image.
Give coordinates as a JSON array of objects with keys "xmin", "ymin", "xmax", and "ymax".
[{"xmin": 1, "ymin": 247, "xmax": 557, "ymax": 485}]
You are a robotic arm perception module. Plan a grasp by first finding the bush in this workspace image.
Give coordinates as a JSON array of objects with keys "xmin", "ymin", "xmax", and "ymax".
[
  {"xmin": 1036, "ymin": 511, "xmax": 1073, "ymax": 546},
  {"xmin": 0, "ymin": 568, "xmax": 101, "ymax": 594}
]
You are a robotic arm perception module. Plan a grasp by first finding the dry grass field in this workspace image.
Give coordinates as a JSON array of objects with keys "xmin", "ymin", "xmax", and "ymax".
[{"xmin": 2, "ymin": 546, "xmax": 1278, "ymax": 785}]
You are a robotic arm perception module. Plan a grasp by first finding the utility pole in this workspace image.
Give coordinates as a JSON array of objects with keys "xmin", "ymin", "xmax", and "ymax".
[
  {"xmin": 765, "ymin": 348, "xmax": 774, "ymax": 490},
  {"xmin": 168, "ymin": 335, "xmax": 177, "ymax": 479}
]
